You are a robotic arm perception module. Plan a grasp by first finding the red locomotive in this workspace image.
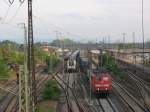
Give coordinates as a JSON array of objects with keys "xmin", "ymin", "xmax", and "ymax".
[
  {"xmin": 91, "ymin": 70, "xmax": 112, "ymax": 95},
  {"xmin": 90, "ymin": 50, "xmax": 112, "ymax": 95}
]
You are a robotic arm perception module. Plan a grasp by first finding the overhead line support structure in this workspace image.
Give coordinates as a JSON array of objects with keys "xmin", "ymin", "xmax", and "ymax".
[
  {"xmin": 28, "ymin": 0, "xmax": 36, "ymax": 111},
  {"xmin": 18, "ymin": 23, "xmax": 31, "ymax": 112}
]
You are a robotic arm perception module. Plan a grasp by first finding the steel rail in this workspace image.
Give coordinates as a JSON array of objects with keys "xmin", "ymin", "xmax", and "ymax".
[
  {"xmin": 113, "ymin": 80, "xmax": 147, "ymax": 112},
  {"xmin": 54, "ymin": 73, "xmax": 85, "ymax": 112}
]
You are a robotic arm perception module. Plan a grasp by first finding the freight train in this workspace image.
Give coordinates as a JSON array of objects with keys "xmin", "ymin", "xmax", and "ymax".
[{"xmin": 79, "ymin": 57, "xmax": 88, "ymax": 74}]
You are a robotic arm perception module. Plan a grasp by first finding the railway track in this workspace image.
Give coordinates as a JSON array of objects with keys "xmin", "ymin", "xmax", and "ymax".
[
  {"xmin": 117, "ymin": 58, "xmax": 150, "ymax": 83},
  {"xmin": 112, "ymin": 80, "xmax": 148, "ymax": 112},
  {"xmin": 114, "ymin": 58, "xmax": 150, "ymax": 111},
  {"xmin": 83, "ymin": 61, "xmax": 119, "ymax": 112},
  {"xmin": 1, "ymin": 74, "xmax": 45, "ymax": 112},
  {"xmin": 10, "ymin": 75, "xmax": 50, "ymax": 112},
  {"xmin": 91, "ymin": 96, "xmax": 119, "ymax": 112},
  {"xmin": 0, "ymin": 65, "xmax": 47, "ymax": 112},
  {"xmin": 0, "ymin": 80, "xmax": 17, "ymax": 103},
  {"xmin": 98, "ymin": 99, "xmax": 115, "ymax": 112},
  {"xmin": 117, "ymin": 60, "xmax": 150, "ymax": 111},
  {"xmin": 5, "ymin": 75, "xmax": 48, "ymax": 112},
  {"xmin": 53, "ymin": 73, "xmax": 85, "ymax": 112},
  {"xmin": 125, "ymin": 70, "xmax": 150, "ymax": 111},
  {"xmin": 54, "ymin": 74, "xmax": 74, "ymax": 112},
  {"xmin": 126, "ymin": 70, "xmax": 150, "ymax": 93}
]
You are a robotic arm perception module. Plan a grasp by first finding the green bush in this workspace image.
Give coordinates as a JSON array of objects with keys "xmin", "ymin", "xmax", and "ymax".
[
  {"xmin": 103, "ymin": 53, "xmax": 124, "ymax": 79},
  {"xmin": 0, "ymin": 56, "xmax": 10, "ymax": 79},
  {"xmin": 42, "ymin": 80, "xmax": 60, "ymax": 100},
  {"xmin": 45, "ymin": 55, "xmax": 59, "ymax": 73}
]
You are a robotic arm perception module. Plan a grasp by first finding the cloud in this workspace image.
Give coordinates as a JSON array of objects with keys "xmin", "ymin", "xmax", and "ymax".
[{"xmin": 0, "ymin": 0, "xmax": 150, "ymax": 43}]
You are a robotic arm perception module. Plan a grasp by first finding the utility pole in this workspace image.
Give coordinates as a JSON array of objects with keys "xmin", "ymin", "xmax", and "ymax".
[
  {"xmin": 142, "ymin": 0, "xmax": 145, "ymax": 71},
  {"xmin": 60, "ymin": 33, "xmax": 65, "ymax": 76},
  {"xmin": 104, "ymin": 37, "xmax": 107, "ymax": 49},
  {"xmin": 132, "ymin": 32, "xmax": 135, "ymax": 49},
  {"xmin": 88, "ymin": 49, "xmax": 92, "ymax": 105},
  {"xmin": 28, "ymin": 0, "xmax": 36, "ymax": 111},
  {"xmin": 122, "ymin": 33, "xmax": 126, "ymax": 51},
  {"xmin": 96, "ymin": 38, "xmax": 98, "ymax": 49},
  {"xmin": 132, "ymin": 32, "xmax": 137, "ymax": 68},
  {"xmin": 54, "ymin": 30, "xmax": 59, "ymax": 48},
  {"xmin": 108, "ymin": 35, "xmax": 110, "ymax": 49},
  {"xmin": 103, "ymin": 37, "xmax": 105, "ymax": 49}
]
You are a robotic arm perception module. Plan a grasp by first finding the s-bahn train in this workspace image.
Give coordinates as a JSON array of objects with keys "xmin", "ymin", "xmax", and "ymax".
[
  {"xmin": 66, "ymin": 50, "xmax": 80, "ymax": 72},
  {"xmin": 90, "ymin": 50, "xmax": 112, "ymax": 95}
]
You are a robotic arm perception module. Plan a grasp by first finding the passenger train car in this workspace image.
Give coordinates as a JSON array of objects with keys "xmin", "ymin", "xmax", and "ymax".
[{"xmin": 66, "ymin": 50, "xmax": 80, "ymax": 72}]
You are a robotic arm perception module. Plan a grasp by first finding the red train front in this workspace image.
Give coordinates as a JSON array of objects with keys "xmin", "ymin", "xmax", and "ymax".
[{"xmin": 91, "ymin": 70, "xmax": 112, "ymax": 95}]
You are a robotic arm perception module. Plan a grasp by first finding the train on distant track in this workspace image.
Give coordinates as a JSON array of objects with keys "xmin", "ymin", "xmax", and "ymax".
[
  {"xmin": 65, "ymin": 50, "xmax": 80, "ymax": 73},
  {"xmin": 79, "ymin": 49, "xmax": 112, "ymax": 95}
]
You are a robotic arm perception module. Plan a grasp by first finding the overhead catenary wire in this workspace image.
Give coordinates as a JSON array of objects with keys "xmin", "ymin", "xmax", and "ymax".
[
  {"xmin": 3, "ymin": 0, "xmax": 10, "ymax": 5},
  {"xmin": 1, "ymin": 5, "xmax": 11, "ymax": 23},
  {"xmin": 9, "ymin": 0, "xmax": 26, "ymax": 22},
  {"xmin": 8, "ymin": 3, "xmax": 23, "ymax": 22},
  {"xmin": 33, "ymin": 15, "xmax": 88, "ymax": 40},
  {"xmin": 8, "ymin": 0, "xmax": 15, "ymax": 4},
  {"xmin": 19, "ymin": 0, "xmax": 25, "ymax": 4},
  {"xmin": 2, "ymin": 0, "xmax": 26, "ymax": 23}
]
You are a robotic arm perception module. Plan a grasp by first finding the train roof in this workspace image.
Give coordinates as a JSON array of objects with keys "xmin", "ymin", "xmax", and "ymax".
[
  {"xmin": 80, "ymin": 57, "xmax": 88, "ymax": 62},
  {"xmin": 64, "ymin": 52, "xmax": 72, "ymax": 59},
  {"xmin": 70, "ymin": 50, "xmax": 80, "ymax": 59},
  {"xmin": 90, "ymin": 50, "xmax": 100, "ymax": 54}
]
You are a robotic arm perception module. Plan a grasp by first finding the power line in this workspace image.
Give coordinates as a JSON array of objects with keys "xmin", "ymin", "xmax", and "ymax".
[
  {"xmin": 8, "ymin": 3, "xmax": 23, "ymax": 22},
  {"xmin": 8, "ymin": 0, "xmax": 26, "ymax": 22},
  {"xmin": 8, "ymin": 0, "xmax": 15, "ymax": 4},
  {"xmin": 19, "ymin": 0, "xmax": 26, "ymax": 4},
  {"xmin": 3, "ymin": 0, "xmax": 10, "ymax": 5},
  {"xmin": 33, "ymin": 15, "xmax": 89, "ymax": 40},
  {"xmin": 1, "ymin": 5, "xmax": 11, "ymax": 23},
  {"xmin": 2, "ymin": 0, "xmax": 26, "ymax": 23}
]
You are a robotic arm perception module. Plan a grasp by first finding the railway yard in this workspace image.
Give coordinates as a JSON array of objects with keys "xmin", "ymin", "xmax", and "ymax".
[
  {"xmin": 1, "ymin": 0, "xmax": 150, "ymax": 111},
  {"xmin": 0, "ymin": 49, "xmax": 150, "ymax": 112}
]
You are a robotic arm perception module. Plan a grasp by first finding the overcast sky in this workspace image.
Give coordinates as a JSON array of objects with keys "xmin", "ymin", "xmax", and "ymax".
[{"xmin": 0, "ymin": 0, "xmax": 150, "ymax": 43}]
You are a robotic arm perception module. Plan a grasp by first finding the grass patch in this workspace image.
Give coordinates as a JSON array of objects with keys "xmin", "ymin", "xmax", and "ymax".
[
  {"xmin": 42, "ymin": 80, "xmax": 60, "ymax": 100},
  {"xmin": 0, "ymin": 57, "xmax": 10, "ymax": 80},
  {"xmin": 37, "ymin": 101, "xmax": 56, "ymax": 112}
]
